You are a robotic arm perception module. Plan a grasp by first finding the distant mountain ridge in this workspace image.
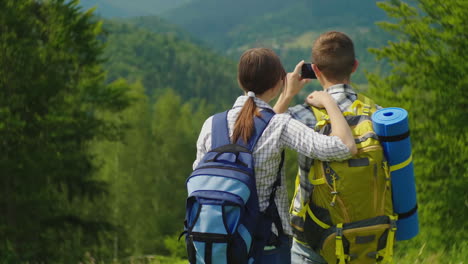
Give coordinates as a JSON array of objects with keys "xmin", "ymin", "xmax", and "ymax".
[
  {"xmin": 161, "ymin": 0, "xmax": 386, "ymax": 48},
  {"xmin": 79, "ymin": 0, "xmax": 192, "ymax": 17},
  {"xmin": 160, "ymin": 0, "xmax": 390, "ymax": 85},
  {"xmin": 86, "ymin": 0, "xmax": 391, "ymax": 94}
]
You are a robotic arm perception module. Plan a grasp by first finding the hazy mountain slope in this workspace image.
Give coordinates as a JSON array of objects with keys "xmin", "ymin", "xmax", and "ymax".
[
  {"xmin": 102, "ymin": 20, "xmax": 239, "ymax": 105},
  {"xmin": 161, "ymin": 0, "xmax": 389, "ymax": 85},
  {"xmin": 162, "ymin": 0, "xmax": 290, "ymax": 44},
  {"xmin": 162, "ymin": 0, "xmax": 385, "ymax": 47},
  {"xmin": 118, "ymin": 16, "xmax": 204, "ymax": 46},
  {"xmin": 79, "ymin": 0, "xmax": 141, "ymax": 17},
  {"xmin": 79, "ymin": 0, "xmax": 192, "ymax": 17}
]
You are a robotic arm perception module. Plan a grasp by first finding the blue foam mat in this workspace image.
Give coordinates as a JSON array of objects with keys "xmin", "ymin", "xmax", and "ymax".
[{"xmin": 372, "ymin": 108, "xmax": 419, "ymax": 241}]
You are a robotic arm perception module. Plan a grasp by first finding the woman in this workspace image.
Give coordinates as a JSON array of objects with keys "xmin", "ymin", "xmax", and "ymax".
[{"xmin": 193, "ymin": 48, "xmax": 356, "ymax": 263}]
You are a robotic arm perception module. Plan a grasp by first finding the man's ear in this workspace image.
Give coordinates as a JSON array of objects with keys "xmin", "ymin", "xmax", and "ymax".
[
  {"xmin": 352, "ymin": 59, "xmax": 359, "ymax": 73},
  {"xmin": 312, "ymin": 64, "xmax": 321, "ymax": 78}
]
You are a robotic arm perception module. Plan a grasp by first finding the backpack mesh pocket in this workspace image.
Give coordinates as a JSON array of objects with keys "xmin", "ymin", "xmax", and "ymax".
[{"xmin": 304, "ymin": 203, "xmax": 332, "ymax": 250}]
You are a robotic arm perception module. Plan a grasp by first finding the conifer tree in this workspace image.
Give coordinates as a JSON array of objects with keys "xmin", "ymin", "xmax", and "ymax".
[
  {"xmin": 0, "ymin": 0, "xmax": 129, "ymax": 261},
  {"xmin": 367, "ymin": 0, "xmax": 468, "ymax": 252}
]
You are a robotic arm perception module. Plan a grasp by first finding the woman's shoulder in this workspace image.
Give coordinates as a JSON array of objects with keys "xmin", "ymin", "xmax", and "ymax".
[
  {"xmin": 262, "ymin": 112, "xmax": 292, "ymax": 132},
  {"xmin": 198, "ymin": 115, "xmax": 214, "ymax": 136},
  {"xmin": 271, "ymin": 112, "xmax": 292, "ymax": 123}
]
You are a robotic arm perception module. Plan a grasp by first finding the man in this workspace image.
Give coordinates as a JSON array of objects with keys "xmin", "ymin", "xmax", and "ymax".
[{"xmin": 276, "ymin": 31, "xmax": 378, "ymax": 263}]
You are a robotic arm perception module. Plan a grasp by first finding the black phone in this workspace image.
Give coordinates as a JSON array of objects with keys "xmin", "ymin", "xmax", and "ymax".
[{"xmin": 301, "ymin": 63, "xmax": 317, "ymax": 79}]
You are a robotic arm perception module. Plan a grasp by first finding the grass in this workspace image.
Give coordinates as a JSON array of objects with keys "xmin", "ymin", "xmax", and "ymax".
[
  {"xmin": 79, "ymin": 237, "xmax": 467, "ymax": 264},
  {"xmin": 393, "ymin": 241, "xmax": 467, "ymax": 264},
  {"xmin": 81, "ymin": 255, "xmax": 187, "ymax": 264}
]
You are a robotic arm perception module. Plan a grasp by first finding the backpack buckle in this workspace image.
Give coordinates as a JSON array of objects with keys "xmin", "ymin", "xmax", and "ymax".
[
  {"xmin": 336, "ymin": 224, "xmax": 343, "ymax": 239},
  {"xmin": 362, "ymin": 105, "xmax": 371, "ymax": 115},
  {"xmin": 390, "ymin": 218, "xmax": 397, "ymax": 231},
  {"xmin": 336, "ymin": 229, "xmax": 343, "ymax": 238}
]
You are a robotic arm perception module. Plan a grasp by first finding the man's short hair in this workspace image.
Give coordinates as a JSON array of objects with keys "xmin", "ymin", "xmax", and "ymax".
[{"xmin": 312, "ymin": 31, "xmax": 355, "ymax": 82}]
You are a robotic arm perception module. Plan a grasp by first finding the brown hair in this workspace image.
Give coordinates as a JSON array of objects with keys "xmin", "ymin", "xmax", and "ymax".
[
  {"xmin": 312, "ymin": 31, "xmax": 355, "ymax": 82},
  {"xmin": 232, "ymin": 48, "xmax": 286, "ymax": 144}
]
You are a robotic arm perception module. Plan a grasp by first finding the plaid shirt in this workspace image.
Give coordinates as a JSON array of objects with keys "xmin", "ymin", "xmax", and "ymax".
[
  {"xmin": 194, "ymin": 95, "xmax": 352, "ymax": 235},
  {"xmin": 288, "ymin": 84, "xmax": 380, "ymax": 242}
]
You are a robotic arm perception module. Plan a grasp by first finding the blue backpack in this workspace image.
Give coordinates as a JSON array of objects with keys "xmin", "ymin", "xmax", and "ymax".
[{"xmin": 183, "ymin": 109, "xmax": 284, "ymax": 264}]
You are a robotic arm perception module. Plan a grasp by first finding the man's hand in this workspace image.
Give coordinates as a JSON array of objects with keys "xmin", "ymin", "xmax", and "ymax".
[{"xmin": 283, "ymin": 60, "xmax": 311, "ymax": 98}]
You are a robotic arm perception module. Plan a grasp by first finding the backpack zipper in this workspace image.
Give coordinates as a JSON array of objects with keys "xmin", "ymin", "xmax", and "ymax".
[{"xmin": 323, "ymin": 163, "xmax": 350, "ymax": 223}]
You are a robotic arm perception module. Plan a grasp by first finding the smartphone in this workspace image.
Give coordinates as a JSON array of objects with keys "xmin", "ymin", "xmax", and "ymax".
[{"xmin": 301, "ymin": 63, "xmax": 317, "ymax": 79}]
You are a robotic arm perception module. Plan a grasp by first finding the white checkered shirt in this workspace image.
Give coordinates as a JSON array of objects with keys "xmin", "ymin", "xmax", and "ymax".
[{"xmin": 193, "ymin": 95, "xmax": 352, "ymax": 235}]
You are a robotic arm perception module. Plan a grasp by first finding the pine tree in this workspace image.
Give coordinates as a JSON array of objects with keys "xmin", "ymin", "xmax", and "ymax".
[
  {"xmin": 367, "ymin": 0, "xmax": 468, "ymax": 253},
  {"xmin": 0, "ymin": 0, "xmax": 129, "ymax": 262}
]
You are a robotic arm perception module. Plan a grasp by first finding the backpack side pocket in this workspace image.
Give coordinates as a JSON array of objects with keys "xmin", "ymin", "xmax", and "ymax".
[{"xmin": 304, "ymin": 203, "xmax": 332, "ymax": 251}]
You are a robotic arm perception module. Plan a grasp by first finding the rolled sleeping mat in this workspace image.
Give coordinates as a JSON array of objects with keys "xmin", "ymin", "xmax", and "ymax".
[{"xmin": 372, "ymin": 107, "xmax": 419, "ymax": 241}]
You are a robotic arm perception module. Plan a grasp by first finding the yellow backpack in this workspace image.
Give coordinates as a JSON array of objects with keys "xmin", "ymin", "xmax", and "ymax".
[{"xmin": 295, "ymin": 94, "xmax": 397, "ymax": 264}]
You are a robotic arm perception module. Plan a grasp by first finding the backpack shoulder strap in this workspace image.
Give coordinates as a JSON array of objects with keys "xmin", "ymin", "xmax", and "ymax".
[
  {"xmin": 247, "ymin": 109, "xmax": 275, "ymax": 150},
  {"xmin": 211, "ymin": 111, "xmax": 230, "ymax": 149},
  {"xmin": 310, "ymin": 94, "xmax": 378, "ymax": 120},
  {"xmin": 350, "ymin": 94, "xmax": 377, "ymax": 116},
  {"xmin": 210, "ymin": 109, "xmax": 276, "ymax": 150},
  {"xmin": 310, "ymin": 106, "xmax": 329, "ymax": 130}
]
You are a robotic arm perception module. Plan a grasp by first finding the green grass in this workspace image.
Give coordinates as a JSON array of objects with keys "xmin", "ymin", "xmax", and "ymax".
[
  {"xmin": 394, "ymin": 246, "xmax": 467, "ymax": 264},
  {"xmin": 80, "ymin": 236, "xmax": 467, "ymax": 264},
  {"xmin": 87, "ymin": 255, "xmax": 186, "ymax": 264},
  {"xmin": 151, "ymin": 255, "xmax": 186, "ymax": 264}
]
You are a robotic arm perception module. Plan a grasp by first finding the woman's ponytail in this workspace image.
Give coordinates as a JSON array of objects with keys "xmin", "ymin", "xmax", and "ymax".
[{"xmin": 232, "ymin": 97, "xmax": 260, "ymax": 144}]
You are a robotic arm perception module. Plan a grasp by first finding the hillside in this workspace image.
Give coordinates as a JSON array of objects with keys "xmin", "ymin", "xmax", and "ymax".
[
  {"xmin": 102, "ymin": 20, "xmax": 239, "ymax": 106},
  {"xmin": 162, "ymin": 0, "xmax": 385, "ymax": 46},
  {"xmin": 160, "ymin": 0, "xmax": 389, "ymax": 85},
  {"xmin": 79, "ymin": 0, "xmax": 192, "ymax": 17},
  {"xmin": 118, "ymin": 16, "xmax": 204, "ymax": 46}
]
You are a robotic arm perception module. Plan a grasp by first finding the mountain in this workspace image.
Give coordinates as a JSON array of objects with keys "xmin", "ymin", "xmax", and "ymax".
[
  {"xmin": 101, "ymin": 19, "xmax": 239, "ymax": 106},
  {"xmin": 79, "ymin": 0, "xmax": 192, "ymax": 17},
  {"xmin": 160, "ymin": 0, "xmax": 389, "ymax": 85},
  {"xmin": 92, "ymin": 0, "xmax": 391, "ymax": 95},
  {"xmin": 118, "ymin": 16, "xmax": 204, "ymax": 46},
  {"xmin": 162, "ymin": 0, "xmax": 386, "ymax": 47}
]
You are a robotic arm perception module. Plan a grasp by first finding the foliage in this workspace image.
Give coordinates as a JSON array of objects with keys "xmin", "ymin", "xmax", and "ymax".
[
  {"xmin": 91, "ymin": 87, "xmax": 212, "ymax": 257},
  {"xmin": 120, "ymin": 16, "xmax": 202, "ymax": 45},
  {"xmin": 366, "ymin": 0, "xmax": 468, "ymax": 255},
  {"xmin": 101, "ymin": 20, "xmax": 239, "ymax": 108},
  {"xmin": 163, "ymin": 234, "xmax": 186, "ymax": 258},
  {"xmin": 0, "ymin": 0, "xmax": 130, "ymax": 262}
]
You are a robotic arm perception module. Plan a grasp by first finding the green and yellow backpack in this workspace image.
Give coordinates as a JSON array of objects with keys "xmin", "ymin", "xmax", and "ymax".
[{"xmin": 292, "ymin": 94, "xmax": 397, "ymax": 264}]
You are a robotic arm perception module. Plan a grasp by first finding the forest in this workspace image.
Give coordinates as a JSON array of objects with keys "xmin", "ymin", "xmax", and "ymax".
[{"xmin": 0, "ymin": 0, "xmax": 466, "ymax": 263}]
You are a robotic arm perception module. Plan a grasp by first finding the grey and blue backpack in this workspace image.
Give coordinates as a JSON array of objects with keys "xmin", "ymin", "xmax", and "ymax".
[{"xmin": 182, "ymin": 109, "xmax": 284, "ymax": 264}]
